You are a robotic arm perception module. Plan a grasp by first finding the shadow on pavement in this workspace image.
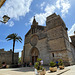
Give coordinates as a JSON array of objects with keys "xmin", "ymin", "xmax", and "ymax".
[{"xmin": 12, "ymin": 66, "xmax": 50, "ymax": 72}]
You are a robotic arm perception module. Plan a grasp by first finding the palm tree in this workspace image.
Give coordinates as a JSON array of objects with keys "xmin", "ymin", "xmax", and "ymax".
[{"xmin": 6, "ymin": 33, "xmax": 22, "ymax": 64}]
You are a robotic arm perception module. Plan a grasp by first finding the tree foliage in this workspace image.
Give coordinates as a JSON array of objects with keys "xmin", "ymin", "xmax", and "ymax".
[{"xmin": 6, "ymin": 33, "xmax": 22, "ymax": 64}]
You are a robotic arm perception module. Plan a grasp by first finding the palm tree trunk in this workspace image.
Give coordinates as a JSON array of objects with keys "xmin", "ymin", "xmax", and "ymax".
[{"xmin": 12, "ymin": 39, "xmax": 15, "ymax": 64}]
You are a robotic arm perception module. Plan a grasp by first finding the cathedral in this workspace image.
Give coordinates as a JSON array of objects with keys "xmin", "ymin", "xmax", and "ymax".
[{"xmin": 21, "ymin": 13, "xmax": 75, "ymax": 66}]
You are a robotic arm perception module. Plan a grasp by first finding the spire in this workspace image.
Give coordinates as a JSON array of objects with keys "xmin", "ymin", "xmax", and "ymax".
[{"xmin": 32, "ymin": 16, "xmax": 38, "ymax": 25}]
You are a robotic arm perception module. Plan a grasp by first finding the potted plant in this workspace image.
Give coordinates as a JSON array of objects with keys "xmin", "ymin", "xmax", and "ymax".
[
  {"xmin": 49, "ymin": 61, "xmax": 57, "ymax": 72},
  {"xmin": 34, "ymin": 58, "xmax": 46, "ymax": 75},
  {"xmin": 58, "ymin": 59, "xmax": 64, "ymax": 70},
  {"xmin": 37, "ymin": 58, "xmax": 42, "ymax": 62},
  {"xmin": 39, "ymin": 67, "xmax": 46, "ymax": 75}
]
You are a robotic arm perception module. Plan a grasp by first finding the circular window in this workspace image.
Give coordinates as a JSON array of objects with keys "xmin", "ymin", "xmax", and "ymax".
[{"xmin": 30, "ymin": 35, "xmax": 38, "ymax": 46}]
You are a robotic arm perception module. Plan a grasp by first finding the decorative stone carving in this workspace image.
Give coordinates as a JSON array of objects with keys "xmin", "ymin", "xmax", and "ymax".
[
  {"xmin": 31, "ymin": 47, "xmax": 39, "ymax": 56},
  {"xmin": 30, "ymin": 35, "xmax": 38, "ymax": 46}
]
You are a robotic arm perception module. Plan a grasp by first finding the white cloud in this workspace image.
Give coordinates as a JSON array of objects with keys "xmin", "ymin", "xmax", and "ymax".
[
  {"xmin": 35, "ymin": 13, "xmax": 46, "ymax": 25},
  {"xmin": 40, "ymin": 2, "xmax": 45, "ymax": 10},
  {"xmin": 30, "ymin": 0, "xmax": 70, "ymax": 25},
  {"xmin": 9, "ymin": 21, "xmax": 14, "ymax": 27},
  {"xmin": 6, "ymin": 21, "xmax": 14, "ymax": 27},
  {"xmin": 56, "ymin": 0, "xmax": 71, "ymax": 17},
  {"xmin": 68, "ymin": 23, "xmax": 75, "ymax": 36},
  {"xmin": 30, "ymin": 5, "xmax": 55, "ymax": 25},
  {"xmin": 56, "ymin": 0, "xmax": 61, "ymax": 9},
  {"xmin": 68, "ymin": 23, "xmax": 75, "ymax": 42},
  {"xmin": 0, "ymin": 0, "xmax": 33, "ymax": 26},
  {"xmin": 41, "ymin": 2, "xmax": 45, "ymax": 7},
  {"xmin": 45, "ymin": 5, "xmax": 56, "ymax": 15},
  {"xmin": 30, "ymin": 17, "xmax": 34, "ymax": 25},
  {"xmin": 25, "ymin": 22, "xmax": 30, "ymax": 26}
]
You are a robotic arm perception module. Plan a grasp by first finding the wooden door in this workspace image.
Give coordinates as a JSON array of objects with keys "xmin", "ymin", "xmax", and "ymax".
[{"xmin": 32, "ymin": 56, "xmax": 38, "ymax": 65}]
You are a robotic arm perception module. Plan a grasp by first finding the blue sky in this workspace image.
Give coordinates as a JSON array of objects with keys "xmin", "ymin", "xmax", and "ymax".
[{"xmin": 0, "ymin": 0, "xmax": 75, "ymax": 57}]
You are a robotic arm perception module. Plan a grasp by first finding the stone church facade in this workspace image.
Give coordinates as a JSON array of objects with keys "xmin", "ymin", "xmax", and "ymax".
[{"xmin": 22, "ymin": 13, "xmax": 75, "ymax": 66}]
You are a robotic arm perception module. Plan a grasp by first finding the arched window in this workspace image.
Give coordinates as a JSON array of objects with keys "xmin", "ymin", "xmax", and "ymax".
[
  {"xmin": 34, "ymin": 29, "xmax": 35, "ymax": 33},
  {"xmin": 32, "ymin": 28, "xmax": 36, "ymax": 34},
  {"xmin": 32, "ymin": 29, "xmax": 33, "ymax": 34}
]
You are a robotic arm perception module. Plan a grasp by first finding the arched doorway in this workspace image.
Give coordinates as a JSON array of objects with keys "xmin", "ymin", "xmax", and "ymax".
[{"xmin": 30, "ymin": 47, "xmax": 39, "ymax": 65}]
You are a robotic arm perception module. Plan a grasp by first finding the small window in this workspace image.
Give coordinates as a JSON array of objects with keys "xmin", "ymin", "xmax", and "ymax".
[
  {"xmin": 32, "ymin": 29, "xmax": 36, "ymax": 34},
  {"xmin": 52, "ymin": 53, "xmax": 54, "ymax": 57},
  {"xmin": 32, "ymin": 29, "xmax": 33, "ymax": 34},
  {"xmin": 34, "ymin": 29, "xmax": 35, "ymax": 33}
]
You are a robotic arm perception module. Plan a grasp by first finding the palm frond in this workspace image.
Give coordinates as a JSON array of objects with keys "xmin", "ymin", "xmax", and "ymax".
[
  {"xmin": 16, "ymin": 36, "xmax": 22, "ymax": 43},
  {"xmin": 6, "ymin": 33, "xmax": 22, "ymax": 43},
  {"xmin": 18, "ymin": 39, "xmax": 22, "ymax": 43},
  {"xmin": 7, "ymin": 38, "xmax": 12, "ymax": 41}
]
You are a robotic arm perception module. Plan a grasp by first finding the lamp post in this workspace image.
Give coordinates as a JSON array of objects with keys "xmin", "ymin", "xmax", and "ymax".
[{"xmin": 0, "ymin": 15, "xmax": 10, "ymax": 24}]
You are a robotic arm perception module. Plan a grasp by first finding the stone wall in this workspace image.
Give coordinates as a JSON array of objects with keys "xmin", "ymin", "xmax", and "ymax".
[
  {"xmin": 46, "ymin": 13, "xmax": 66, "ymax": 30},
  {"xmin": 0, "ymin": 49, "xmax": 19, "ymax": 65},
  {"xmin": 14, "ymin": 53, "xmax": 19, "ymax": 64},
  {"xmin": 36, "ymin": 38, "xmax": 50, "ymax": 65},
  {"xmin": 47, "ymin": 26, "xmax": 63, "ymax": 41},
  {"xmin": 0, "ymin": 50, "xmax": 12, "ymax": 65},
  {"xmin": 46, "ymin": 13, "xmax": 74, "ymax": 65},
  {"xmin": 25, "ymin": 43, "xmax": 32, "ymax": 63},
  {"xmin": 70, "ymin": 43, "xmax": 75, "ymax": 64},
  {"xmin": 48, "ymin": 38, "xmax": 66, "ymax": 51},
  {"xmin": 49, "ymin": 50, "xmax": 70, "ymax": 65}
]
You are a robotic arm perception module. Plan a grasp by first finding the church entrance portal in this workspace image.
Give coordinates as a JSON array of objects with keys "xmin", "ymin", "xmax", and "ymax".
[
  {"xmin": 31, "ymin": 47, "xmax": 39, "ymax": 65},
  {"xmin": 32, "ymin": 56, "xmax": 38, "ymax": 65}
]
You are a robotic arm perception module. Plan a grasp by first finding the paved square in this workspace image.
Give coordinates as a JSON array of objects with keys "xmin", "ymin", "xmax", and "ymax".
[{"xmin": 0, "ymin": 65, "xmax": 75, "ymax": 75}]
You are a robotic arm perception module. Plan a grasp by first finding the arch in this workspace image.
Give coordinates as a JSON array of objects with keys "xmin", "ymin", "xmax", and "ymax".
[
  {"xmin": 30, "ymin": 47, "xmax": 39, "ymax": 56},
  {"xmin": 30, "ymin": 47, "xmax": 39, "ymax": 65}
]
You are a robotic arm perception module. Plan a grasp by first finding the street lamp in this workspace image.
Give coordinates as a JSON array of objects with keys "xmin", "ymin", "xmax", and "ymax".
[{"xmin": 0, "ymin": 15, "xmax": 10, "ymax": 23}]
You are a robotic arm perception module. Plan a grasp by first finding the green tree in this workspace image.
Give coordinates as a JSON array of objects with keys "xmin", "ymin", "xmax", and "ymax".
[
  {"xmin": 6, "ymin": 33, "xmax": 22, "ymax": 64},
  {"xmin": 18, "ymin": 57, "xmax": 21, "ymax": 63}
]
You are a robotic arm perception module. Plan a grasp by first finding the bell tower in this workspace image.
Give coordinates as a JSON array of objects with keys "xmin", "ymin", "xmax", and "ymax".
[
  {"xmin": 31, "ymin": 16, "xmax": 38, "ymax": 34},
  {"xmin": 46, "ymin": 13, "xmax": 72, "ymax": 65}
]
